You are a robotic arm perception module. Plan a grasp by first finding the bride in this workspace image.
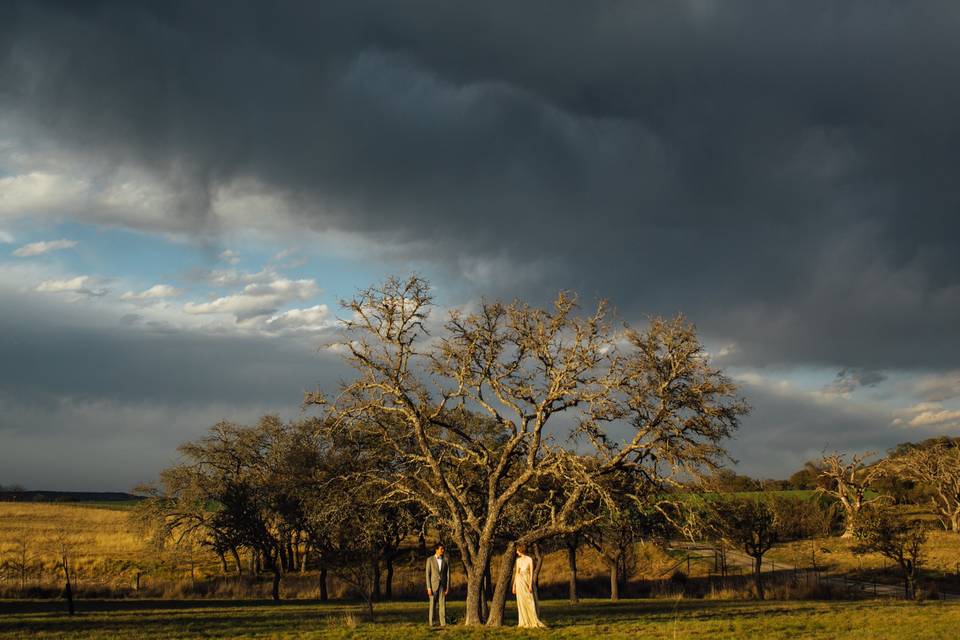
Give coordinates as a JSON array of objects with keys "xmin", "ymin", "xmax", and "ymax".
[{"xmin": 511, "ymin": 544, "xmax": 546, "ymax": 628}]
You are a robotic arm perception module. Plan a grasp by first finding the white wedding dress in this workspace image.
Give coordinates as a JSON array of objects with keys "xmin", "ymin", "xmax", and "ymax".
[{"xmin": 514, "ymin": 554, "xmax": 546, "ymax": 628}]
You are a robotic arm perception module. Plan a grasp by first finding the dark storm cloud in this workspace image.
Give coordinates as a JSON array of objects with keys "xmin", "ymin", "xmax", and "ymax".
[
  {"xmin": 726, "ymin": 382, "xmax": 905, "ymax": 478},
  {"xmin": 822, "ymin": 367, "xmax": 887, "ymax": 395},
  {"xmin": 3, "ymin": 0, "xmax": 960, "ymax": 371}
]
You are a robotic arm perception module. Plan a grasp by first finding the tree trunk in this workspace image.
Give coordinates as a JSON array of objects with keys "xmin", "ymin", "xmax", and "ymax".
[
  {"xmin": 384, "ymin": 556, "xmax": 394, "ymax": 600},
  {"xmin": 271, "ymin": 567, "xmax": 281, "ymax": 601},
  {"xmin": 486, "ymin": 542, "xmax": 516, "ymax": 627},
  {"xmin": 219, "ymin": 552, "xmax": 228, "ymax": 574},
  {"xmin": 319, "ymin": 565, "xmax": 328, "ymax": 602},
  {"xmin": 532, "ymin": 543, "xmax": 544, "ymax": 616},
  {"xmin": 753, "ymin": 556, "xmax": 764, "ymax": 600},
  {"xmin": 479, "ymin": 567, "xmax": 489, "ymax": 623},
  {"xmin": 300, "ymin": 544, "xmax": 309, "ymax": 574},
  {"xmin": 62, "ymin": 556, "xmax": 75, "ymax": 616},
  {"xmin": 462, "ymin": 543, "xmax": 494, "ymax": 626},
  {"xmin": 365, "ymin": 591, "xmax": 375, "ymax": 619},
  {"xmin": 567, "ymin": 541, "xmax": 579, "ymax": 604},
  {"xmin": 464, "ymin": 567, "xmax": 485, "ymax": 626},
  {"xmin": 372, "ymin": 558, "xmax": 381, "ymax": 602},
  {"xmin": 903, "ymin": 560, "xmax": 915, "ymax": 599},
  {"xmin": 231, "ymin": 547, "xmax": 243, "ymax": 575},
  {"xmin": 609, "ymin": 561, "xmax": 619, "ymax": 601},
  {"xmin": 268, "ymin": 550, "xmax": 281, "ymax": 601},
  {"xmin": 841, "ymin": 515, "xmax": 857, "ymax": 538}
]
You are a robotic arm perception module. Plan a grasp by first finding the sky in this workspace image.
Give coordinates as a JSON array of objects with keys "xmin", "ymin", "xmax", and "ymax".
[{"xmin": 1, "ymin": 1, "xmax": 959, "ymax": 490}]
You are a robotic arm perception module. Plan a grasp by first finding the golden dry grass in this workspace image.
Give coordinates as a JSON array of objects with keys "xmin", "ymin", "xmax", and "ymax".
[
  {"xmin": 0, "ymin": 502, "xmax": 143, "ymax": 559},
  {"xmin": 0, "ymin": 503, "xmax": 221, "ymax": 596},
  {"xmin": 769, "ymin": 530, "xmax": 960, "ymax": 576},
  {"xmin": 5, "ymin": 501, "xmax": 954, "ymax": 602},
  {"xmin": 0, "ymin": 503, "xmax": 686, "ymax": 600}
]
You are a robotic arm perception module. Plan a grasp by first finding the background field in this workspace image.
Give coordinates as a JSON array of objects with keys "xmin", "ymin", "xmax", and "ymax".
[
  {"xmin": 0, "ymin": 503, "xmax": 677, "ymax": 600},
  {"xmin": 3, "ymin": 501, "xmax": 959, "ymax": 600}
]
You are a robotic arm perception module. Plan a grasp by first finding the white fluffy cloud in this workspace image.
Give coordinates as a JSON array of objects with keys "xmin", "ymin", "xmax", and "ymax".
[
  {"xmin": 263, "ymin": 304, "xmax": 333, "ymax": 333},
  {"xmin": 35, "ymin": 275, "xmax": 107, "ymax": 298},
  {"xmin": 893, "ymin": 402, "xmax": 960, "ymax": 429},
  {"xmin": 120, "ymin": 284, "xmax": 181, "ymax": 301},
  {"xmin": 0, "ymin": 230, "xmax": 13, "ymax": 243},
  {"xmin": 0, "ymin": 172, "xmax": 90, "ymax": 219},
  {"xmin": 13, "ymin": 238, "xmax": 77, "ymax": 257},
  {"xmin": 184, "ymin": 277, "xmax": 319, "ymax": 321}
]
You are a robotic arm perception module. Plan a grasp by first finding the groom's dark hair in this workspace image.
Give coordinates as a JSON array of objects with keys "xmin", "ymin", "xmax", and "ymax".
[{"xmin": 435, "ymin": 543, "xmax": 444, "ymax": 551}]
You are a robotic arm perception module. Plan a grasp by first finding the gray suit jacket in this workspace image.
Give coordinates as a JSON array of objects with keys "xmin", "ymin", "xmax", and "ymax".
[{"xmin": 425, "ymin": 555, "xmax": 449, "ymax": 592}]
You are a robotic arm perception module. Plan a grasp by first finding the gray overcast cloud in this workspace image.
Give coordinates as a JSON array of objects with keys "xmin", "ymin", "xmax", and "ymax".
[{"xmin": 2, "ymin": 1, "xmax": 959, "ymax": 487}]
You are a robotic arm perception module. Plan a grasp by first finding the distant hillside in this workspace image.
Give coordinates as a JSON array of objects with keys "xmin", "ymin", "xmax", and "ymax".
[{"xmin": 0, "ymin": 490, "xmax": 141, "ymax": 503}]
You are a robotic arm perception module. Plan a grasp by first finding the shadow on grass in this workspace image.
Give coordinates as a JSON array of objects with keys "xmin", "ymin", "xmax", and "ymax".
[{"xmin": 0, "ymin": 598, "xmax": 333, "ymax": 614}]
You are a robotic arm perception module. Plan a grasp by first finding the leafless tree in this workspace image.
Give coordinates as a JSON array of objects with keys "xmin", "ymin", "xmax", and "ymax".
[
  {"xmin": 137, "ymin": 417, "xmax": 308, "ymax": 601},
  {"xmin": 698, "ymin": 496, "xmax": 778, "ymax": 599},
  {"xmin": 49, "ymin": 530, "xmax": 76, "ymax": 614},
  {"xmin": 9, "ymin": 535, "xmax": 31, "ymax": 595},
  {"xmin": 309, "ymin": 276, "xmax": 747, "ymax": 626},
  {"xmin": 887, "ymin": 439, "xmax": 960, "ymax": 532},
  {"xmin": 816, "ymin": 452, "xmax": 886, "ymax": 537},
  {"xmin": 582, "ymin": 477, "xmax": 666, "ymax": 601},
  {"xmin": 853, "ymin": 505, "xmax": 928, "ymax": 598}
]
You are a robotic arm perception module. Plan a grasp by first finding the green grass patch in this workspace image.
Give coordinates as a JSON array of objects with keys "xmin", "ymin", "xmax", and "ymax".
[{"xmin": 70, "ymin": 501, "xmax": 142, "ymax": 511}]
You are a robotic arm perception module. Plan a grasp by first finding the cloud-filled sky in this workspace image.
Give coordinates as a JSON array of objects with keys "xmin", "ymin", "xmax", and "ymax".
[{"xmin": 2, "ymin": 1, "xmax": 959, "ymax": 489}]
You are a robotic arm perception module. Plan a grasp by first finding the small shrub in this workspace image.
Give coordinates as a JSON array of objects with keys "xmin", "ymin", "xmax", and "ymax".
[{"xmin": 338, "ymin": 612, "xmax": 358, "ymax": 629}]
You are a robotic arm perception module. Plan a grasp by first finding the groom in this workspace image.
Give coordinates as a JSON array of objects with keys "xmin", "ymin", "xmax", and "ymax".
[{"xmin": 425, "ymin": 543, "xmax": 450, "ymax": 626}]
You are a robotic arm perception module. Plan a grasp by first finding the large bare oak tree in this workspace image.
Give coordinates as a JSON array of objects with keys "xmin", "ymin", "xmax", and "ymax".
[
  {"xmin": 816, "ymin": 452, "xmax": 886, "ymax": 537},
  {"xmin": 309, "ymin": 276, "xmax": 748, "ymax": 625}
]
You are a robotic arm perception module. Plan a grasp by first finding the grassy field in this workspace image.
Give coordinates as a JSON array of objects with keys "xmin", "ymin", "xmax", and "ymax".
[
  {"xmin": 3, "ymin": 500, "xmax": 958, "ymax": 593},
  {"xmin": 2, "ymin": 500, "xmax": 957, "ymax": 603},
  {"xmin": 0, "ymin": 503, "xmax": 660, "ymax": 600},
  {"xmin": 0, "ymin": 503, "xmax": 148, "ymax": 592},
  {"xmin": 768, "ymin": 530, "xmax": 960, "ymax": 592},
  {"xmin": 1, "ymin": 597, "xmax": 959, "ymax": 639}
]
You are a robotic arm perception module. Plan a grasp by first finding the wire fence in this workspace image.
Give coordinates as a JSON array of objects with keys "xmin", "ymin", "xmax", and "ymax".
[{"xmin": 662, "ymin": 542, "xmax": 959, "ymax": 602}]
